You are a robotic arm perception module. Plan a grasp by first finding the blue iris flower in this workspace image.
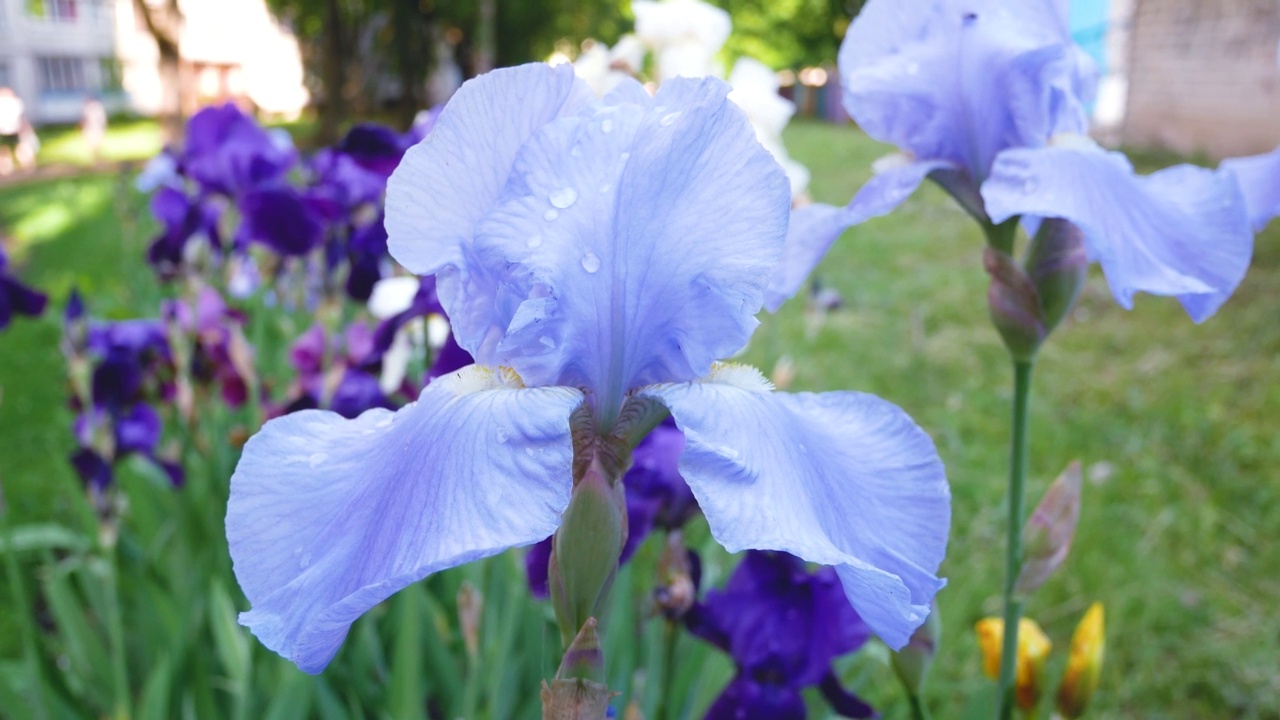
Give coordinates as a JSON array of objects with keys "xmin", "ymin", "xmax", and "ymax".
[
  {"xmin": 226, "ymin": 63, "xmax": 950, "ymax": 673},
  {"xmin": 767, "ymin": 0, "xmax": 1253, "ymax": 323}
]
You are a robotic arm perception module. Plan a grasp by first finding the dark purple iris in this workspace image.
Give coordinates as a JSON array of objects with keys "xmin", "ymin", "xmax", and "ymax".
[
  {"xmin": 280, "ymin": 321, "xmax": 392, "ymax": 420},
  {"xmin": 182, "ymin": 104, "xmax": 296, "ymax": 196},
  {"xmin": 364, "ymin": 275, "xmax": 472, "ymax": 383},
  {"xmin": 0, "ymin": 245, "xmax": 48, "ymax": 330},
  {"xmin": 68, "ymin": 307, "xmax": 182, "ymax": 493},
  {"xmin": 687, "ymin": 551, "xmax": 877, "ymax": 720},
  {"xmin": 337, "ymin": 123, "xmax": 407, "ymax": 177},
  {"xmin": 164, "ymin": 286, "xmax": 253, "ymax": 407},
  {"xmin": 236, "ymin": 186, "xmax": 326, "ymax": 257},
  {"xmin": 147, "ymin": 186, "xmax": 224, "ymax": 279}
]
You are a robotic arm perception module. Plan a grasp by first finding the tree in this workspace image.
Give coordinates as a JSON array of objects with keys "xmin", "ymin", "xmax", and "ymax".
[{"xmin": 133, "ymin": 0, "xmax": 185, "ymax": 142}]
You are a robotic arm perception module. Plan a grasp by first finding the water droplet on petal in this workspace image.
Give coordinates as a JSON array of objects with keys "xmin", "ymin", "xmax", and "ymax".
[
  {"xmin": 544, "ymin": 208, "xmax": 560, "ymax": 221},
  {"xmin": 580, "ymin": 252, "xmax": 601, "ymax": 273},
  {"xmin": 601, "ymin": 118, "xmax": 614, "ymax": 134},
  {"xmin": 660, "ymin": 111, "xmax": 681, "ymax": 127},
  {"xmin": 496, "ymin": 427, "xmax": 510, "ymax": 443},
  {"xmin": 540, "ymin": 335, "xmax": 556, "ymax": 349},
  {"xmin": 550, "ymin": 187, "xmax": 578, "ymax": 209},
  {"xmin": 308, "ymin": 453, "xmax": 328, "ymax": 467},
  {"xmin": 300, "ymin": 552, "xmax": 312, "ymax": 568},
  {"xmin": 619, "ymin": 151, "xmax": 631, "ymax": 163},
  {"xmin": 527, "ymin": 234, "xmax": 544, "ymax": 249},
  {"xmin": 1021, "ymin": 177, "xmax": 1040, "ymax": 194},
  {"xmin": 599, "ymin": 183, "xmax": 611, "ymax": 194}
]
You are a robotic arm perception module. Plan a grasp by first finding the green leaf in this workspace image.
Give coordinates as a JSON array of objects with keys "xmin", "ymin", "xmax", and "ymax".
[
  {"xmin": 208, "ymin": 580, "xmax": 251, "ymax": 684},
  {"xmin": 0, "ymin": 524, "xmax": 90, "ymax": 554},
  {"xmin": 136, "ymin": 655, "xmax": 174, "ymax": 720}
]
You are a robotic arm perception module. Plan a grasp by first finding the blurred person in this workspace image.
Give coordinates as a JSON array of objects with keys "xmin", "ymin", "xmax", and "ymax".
[
  {"xmin": 0, "ymin": 86, "xmax": 23, "ymax": 174},
  {"xmin": 82, "ymin": 95, "xmax": 108, "ymax": 164},
  {"xmin": 16, "ymin": 118, "xmax": 39, "ymax": 170}
]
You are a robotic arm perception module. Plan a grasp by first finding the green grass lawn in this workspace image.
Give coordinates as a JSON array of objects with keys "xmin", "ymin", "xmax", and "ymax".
[
  {"xmin": 0, "ymin": 121, "xmax": 1276, "ymax": 718},
  {"xmin": 32, "ymin": 117, "xmax": 166, "ymax": 167}
]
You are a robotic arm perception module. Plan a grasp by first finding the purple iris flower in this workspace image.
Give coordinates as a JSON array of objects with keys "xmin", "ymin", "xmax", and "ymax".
[
  {"xmin": 1221, "ymin": 147, "xmax": 1280, "ymax": 232},
  {"xmin": 0, "ymin": 246, "xmax": 47, "ymax": 330},
  {"xmin": 280, "ymin": 322, "xmax": 392, "ymax": 419},
  {"xmin": 337, "ymin": 123, "xmax": 407, "ymax": 177},
  {"xmin": 768, "ymin": 0, "xmax": 1253, "ymax": 323},
  {"xmin": 70, "ymin": 315, "xmax": 181, "ymax": 490},
  {"xmin": 147, "ymin": 186, "xmax": 224, "ymax": 279},
  {"xmin": 688, "ymin": 551, "xmax": 876, "ymax": 719},
  {"xmin": 235, "ymin": 186, "xmax": 326, "ymax": 257},
  {"xmin": 164, "ymin": 286, "xmax": 253, "ymax": 407},
  {"xmin": 226, "ymin": 63, "xmax": 949, "ymax": 673},
  {"xmin": 183, "ymin": 104, "xmax": 296, "ymax": 196}
]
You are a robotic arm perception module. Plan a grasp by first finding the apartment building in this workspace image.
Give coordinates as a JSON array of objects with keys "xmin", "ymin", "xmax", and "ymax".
[
  {"xmin": 0, "ymin": 0, "xmax": 307, "ymax": 126},
  {"xmin": 0, "ymin": 0, "xmax": 120, "ymax": 124}
]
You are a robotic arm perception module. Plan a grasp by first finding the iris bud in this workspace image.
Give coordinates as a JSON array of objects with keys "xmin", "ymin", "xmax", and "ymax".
[
  {"xmin": 1057, "ymin": 603, "xmax": 1105, "ymax": 718},
  {"xmin": 1015, "ymin": 461, "xmax": 1083, "ymax": 598},
  {"xmin": 984, "ymin": 247, "xmax": 1047, "ymax": 361},
  {"xmin": 1024, "ymin": 218, "xmax": 1088, "ymax": 335},
  {"xmin": 975, "ymin": 616, "xmax": 1052, "ymax": 712}
]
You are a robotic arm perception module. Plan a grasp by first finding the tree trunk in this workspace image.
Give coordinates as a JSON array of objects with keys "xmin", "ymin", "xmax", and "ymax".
[
  {"xmin": 319, "ymin": 0, "xmax": 346, "ymax": 144},
  {"xmin": 133, "ymin": 0, "xmax": 184, "ymax": 143},
  {"xmin": 474, "ymin": 0, "xmax": 496, "ymax": 75}
]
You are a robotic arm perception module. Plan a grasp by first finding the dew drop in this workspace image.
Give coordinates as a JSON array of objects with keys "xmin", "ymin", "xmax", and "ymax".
[
  {"xmin": 540, "ymin": 335, "xmax": 557, "ymax": 349},
  {"xmin": 496, "ymin": 427, "xmax": 510, "ymax": 443},
  {"xmin": 601, "ymin": 118, "xmax": 614, "ymax": 134},
  {"xmin": 580, "ymin": 252, "xmax": 601, "ymax": 273},
  {"xmin": 550, "ymin": 187, "xmax": 578, "ymax": 209},
  {"xmin": 660, "ymin": 111, "xmax": 681, "ymax": 127},
  {"xmin": 1020, "ymin": 177, "xmax": 1040, "ymax": 194},
  {"xmin": 544, "ymin": 208, "xmax": 560, "ymax": 221},
  {"xmin": 527, "ymin": 234, "xmax": 544, "ymax": 249},
  {"xmin": 619, "ymin": 151, "xmax": 631, "ymax": 162},
  {"xmin": 300, "ymin": 553, "xmax": 312, "ymax": 568},
  {"xmin": 599, "ymin": 182, "xmax": 611, "ymax": 194},
  {"xmin": 308, "ymin": 452, "xmax": 328, "ymax": 467}
]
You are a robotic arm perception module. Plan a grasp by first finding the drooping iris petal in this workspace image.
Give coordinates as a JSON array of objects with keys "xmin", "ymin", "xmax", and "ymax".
[
  {"xmin": 227, "ymin": 367, "xmax": 582, "ymax": 672},
  {"xmin": 184, "ymin": 104, "xmax": 296, "ymax": 195},
  {"xmin": 641, "ymin": 371, "xmax": 949, "ymax": 649},
  {"xmin": 115, "ymin": 403, "xmax": 162, "ymax": 455},
  {"xmin": 475, "ymin": 76, "xmax": 789, "ymax": 416},
  {"xmin": 841, "ymin": 0, "xmax": 1093, "ymax": 181},
  {"xmin": 765, "ymin": 158, "xmax": 952, "ymax": 311},
  {"xmin": 705, "ymin": 677, "xmax": 806, "ymax": 720},
  {"xmin": 1221, "ymin": 146, "xmax": 1280, "ymax": 232},
  {"xmin": 237, "ymin": 187, "xmax": 325, "ymax": 257},
  {"xmin": 982, "ymin": 145, "xmax": 1253, "ymax": 322}
]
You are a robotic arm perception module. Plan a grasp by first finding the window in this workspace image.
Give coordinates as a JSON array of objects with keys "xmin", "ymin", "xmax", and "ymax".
[
  {"xmin": 99, "ymin": 57, "xmax": 122, "ymax": 92},
  {"xmin": 37, "ymin": 57, "xmax": 87, "ymax": 94},
  {"xmin": 26, "ymin": 0, "xmax": 78, "ymax": 21}
]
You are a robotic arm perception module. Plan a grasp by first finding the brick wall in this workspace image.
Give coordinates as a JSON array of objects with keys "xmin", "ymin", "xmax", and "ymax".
[{"xmin": 1123, "ymin": 0, "xmax": 1280, "ymax": 159}]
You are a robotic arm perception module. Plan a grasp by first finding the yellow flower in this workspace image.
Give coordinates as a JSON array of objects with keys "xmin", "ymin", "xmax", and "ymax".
[
  {"xmin": 1057, "ymin": 603, "xmax": 1105, "ymax": 718},
  {"xmin": 975, "ymin": 616, "xmax": 1052, "ymax": 712}
]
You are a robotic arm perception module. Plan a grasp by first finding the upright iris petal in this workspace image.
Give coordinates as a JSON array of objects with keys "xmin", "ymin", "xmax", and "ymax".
[
  {"xmin": 770, "ymin": 0, "xmax": 1254, "ymax": 322},
  {"xmin": 229, "ymin": 63, "xmax": 949, "ymax": 673}
]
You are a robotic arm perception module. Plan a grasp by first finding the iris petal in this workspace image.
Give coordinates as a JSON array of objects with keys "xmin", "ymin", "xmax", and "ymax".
[
  {"xmin": 840, "ymin": 0, "xmax": 1092, "ymax": 180},
  {"xmin": 227, "ymin": 367, "xmax": 582, "ymax": 672},
  {"xmin": 641, "ymin": 375, "xmax": 949, "ymax": 649},
  {"xmin": 1221, "ymin": 146, "xmax": 1280, "ymax": 232},
  {"xmin": 475, "ymin": 77, "xmax": 789, "ymax": 415},
  {"xmin": 982, "ymin": 145, "xmax": 1253, "ymax": 322},
  {"xmin": 385, "ymin": 64, "xmax": 590, "ymax": 361},
  {"xmin": 765, "ymin": 159, "xmax": 951, "ymax": 310}
]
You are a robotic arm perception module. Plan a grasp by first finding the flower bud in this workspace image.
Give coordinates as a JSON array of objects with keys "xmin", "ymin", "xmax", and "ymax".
[
  {"xmin": 1015, "ymin": 461, "xmax": 1082, "ymax": 598},
  {"xmin": 1024, "ymin": 218, "xmax": 1088, "ymax": 335},
  {"xmin": 892, "ymin": 601, "xmax": 940, "ymax": 697},
  {"xmin": 1057, "ymin": 603, "xmax": 1105, "ymax": 718},
  {"xmin": 542, "ymin": 618, "xmax": 613, "ymax": 719},
  {"xmin": 984, "ymin": 247, "xmax": 1047, "ymax": 360},
  {"xmin": 550, "ymin": 432, "xmax": 628, "ymax": 647},
  {"xmin": 975, "ymin": 616, "xmax": 1052, "ymax": 712}
]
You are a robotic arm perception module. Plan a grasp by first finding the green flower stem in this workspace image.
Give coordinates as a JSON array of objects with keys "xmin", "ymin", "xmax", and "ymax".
[
  {"xmin": 908, "ymin": 692, "xmax": 934, "ymax": 720},
  {"xmin": 997, "ymin": 360, "xmax": 1034, "ymax": 720}
]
